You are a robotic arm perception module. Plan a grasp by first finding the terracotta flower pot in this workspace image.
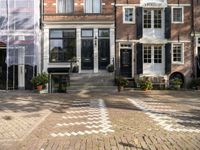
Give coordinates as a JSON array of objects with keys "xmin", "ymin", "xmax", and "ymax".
[
  {"xmin": 37, "ymin": 85, "xmax": 43, "ymax": 91},
  {"xmin": 118, "ymin": 86, "xmax": 124, "ymax": 92}
]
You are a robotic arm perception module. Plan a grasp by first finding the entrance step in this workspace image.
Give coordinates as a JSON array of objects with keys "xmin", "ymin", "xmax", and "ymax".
[{"xmin": 68, "ymin": 72, "xmax": 115, "ymax": 90}]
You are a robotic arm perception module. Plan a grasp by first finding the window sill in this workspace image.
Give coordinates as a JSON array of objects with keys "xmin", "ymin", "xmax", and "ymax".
[
  {"xmin": 172, "ymin": 22, "xmax": 184, "ymax": 24},
  {"xmin": 172, "ymin": 62, "xmax": 184, "ymax": 65},
  {"xmin": 123, "ymin": 22, "xmax": 135, "ymax": 24}
]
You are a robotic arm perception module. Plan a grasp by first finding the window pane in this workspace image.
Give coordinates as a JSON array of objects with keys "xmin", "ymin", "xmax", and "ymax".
[
  {"xmin": 99, "ymin": 29, "xmax": 109, "ymax": 37},
  {"xmin": 173, "ymin": 8, "xmax": 182, "ymax": 22},
  {"xmin": 49, "ymin": 29, "xmax": 76, "ymax": 62},
  {"xmin": 81, "ymin": 29, "xmax": 93, "ymax": 37},
  {"xmin": 144, "ymin": 46, "xmax": 152, "ymax": 63},
  {"xmin": 154, "ymin": 46, "xmax": 162, "ymax": 63},
  {"xmin": 57, "ymin": 0, "xmax": 65, "ymax": 13},
  {"xmin": 173, "ymin": 44, "xmax": 182, "ymax": 63},
  {"xmin": 144, "ymin": 10, "xmax": 151, "ymax": 28},
  {"xmin": 125, "ymin": 8, "xmax": 134, "ymax": 22},
  {"xmin": 85, "ymin": 0, "xmax": 93, "ymax": 13},
  {"xmin": 85, "ymin": 0, "xmax": 101, "ymax": 13},
  {"xmin": 154, "ymin": 10, "xmax": 162, "ymax": 28},
  {"xmin": 93, "ymin": 0, "xmax": 101, "ymax": 13},
  {"xmin": 65, "ymin": 0, "xmax": 74, "ymax": 13}
]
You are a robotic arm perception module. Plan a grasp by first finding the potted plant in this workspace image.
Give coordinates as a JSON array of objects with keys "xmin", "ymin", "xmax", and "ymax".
[
  {"xmin": 31, "ymin": 72, "xmax": 48, "ymax": 91},
  {"xmin": 116, "ymin": 76, "xmax": 129, "ymax": 92},
  {"xmin": 170, "ymin": 78, "xmax": 183, "ymax": 90},
  {"xmin": 139, "ymin": 78, "xmax": 153, "ymax": 91},
  {"xmin": 189, "ymin": 78, "xmax": 200, "ymax": 90},
  {"xmin": 106, "ymin": 64, "xmax": 114, "ymax": 73},
  {"xmin": 72, "ymin": 65, "xmax": 79, "ymax": 73}
]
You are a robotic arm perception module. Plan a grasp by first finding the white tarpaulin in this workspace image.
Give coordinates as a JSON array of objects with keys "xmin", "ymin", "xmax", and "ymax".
[{"xmin": 0, "ymin": 0, "xmax": 39, "ymax": 67}]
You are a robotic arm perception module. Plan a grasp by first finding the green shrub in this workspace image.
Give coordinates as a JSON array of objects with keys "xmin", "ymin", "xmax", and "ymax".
[
  {"xmin": 116, "ymin": 76, "xmax": 129, "ymax": 87},
  {"xmin": 106, "ymin": 64, "xmax": 114, "ymax": 72},
  {"xmin": 189, "ymin": 78, "xmax": 200, "ymax": 89},
  {"xmin": 31, "ymin": 72, "xmax": 48, "ymax": 87},
  {"xmin": 139, "ymin": 78, "xmax": 153, "ymax": 90}
]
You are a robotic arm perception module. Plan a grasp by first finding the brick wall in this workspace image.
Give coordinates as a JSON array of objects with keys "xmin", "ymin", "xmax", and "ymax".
[
  {"xmin": 194, "ymin": 1, "xmax": 200, "ymax": 33},
  {"xmin": 43, "ymin": 0, "xmax": 114, "ymax": 22}
]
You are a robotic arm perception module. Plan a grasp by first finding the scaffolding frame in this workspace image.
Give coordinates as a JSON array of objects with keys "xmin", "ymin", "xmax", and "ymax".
[{"xmin": 0, "ymin": 0, "xmax": 40, "ymax": 90}]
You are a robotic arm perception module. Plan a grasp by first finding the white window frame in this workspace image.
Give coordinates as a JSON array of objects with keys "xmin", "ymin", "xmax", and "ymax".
[
  {"xmin": 84, "ymin": 0, "xmax": 102, "ymax": 14},
  {"xmin": 56, "ymin": 0, "xmax": 74, "ymax": 14},
  {"xmin": 196, "ymin": 36, "xmax": 200, "ymax": 56},
  {"xmin": 172, "ymin": 6, "xmax": 184, "ymax": 24},
  {"xmin": 123, "ymin": 6, "xmax": 135, "ymax": 24},
  {"xmin": 172, "ymin": 43, "xmax": 184, "ymax": 64}
]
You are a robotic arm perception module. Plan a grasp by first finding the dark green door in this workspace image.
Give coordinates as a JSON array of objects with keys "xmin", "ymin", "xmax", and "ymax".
[
  {"xmin": 120, "ymin": 49, "xmax": 132, "ymax": 78},
  {"xmin": 81, "ymin": 39, "xmax": 94, "ymax": 70},
  {"xmin": 98, "ymin": 39, "xmax": 110, "ymax": 69}
]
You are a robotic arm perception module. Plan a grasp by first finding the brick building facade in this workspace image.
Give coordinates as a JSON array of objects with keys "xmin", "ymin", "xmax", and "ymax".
[
  {"xmin": 42, "ymin": 0, "xmax": 115, "ymax": 92},
  {"xmin": 40, "ymin": 0, "xmax": 199, "ymax": 92},
  {"xmin": 115, "ymin": 0, "xmax": 193, "ymax": 87},
  {"xmin": 193, "ymin": 0, "xmax": 200, "ymax": 77}
]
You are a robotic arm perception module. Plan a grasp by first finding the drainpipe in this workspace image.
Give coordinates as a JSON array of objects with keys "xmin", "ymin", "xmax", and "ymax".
[
  {"xmin": 114, "ymin": 0, "xmax": 117, "ymax": 78},
  {"xmin": 191, "ymin": 0, "xmax": 196, "ymax": 78}
]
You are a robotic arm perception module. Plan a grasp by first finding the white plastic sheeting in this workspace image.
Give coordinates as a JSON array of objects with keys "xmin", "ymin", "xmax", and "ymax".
[{"xmin": 0, "ymin": 0, "xmax": 40, "ymax": 67}]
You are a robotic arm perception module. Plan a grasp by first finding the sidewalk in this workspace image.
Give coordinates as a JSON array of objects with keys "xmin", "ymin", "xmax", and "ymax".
[{"xmin": 0, "ymin": 90, "xmax": 199, "ymax": 150}]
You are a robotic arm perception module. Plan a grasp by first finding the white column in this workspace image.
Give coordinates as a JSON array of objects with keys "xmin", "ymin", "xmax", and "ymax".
[
  {"xmin": 18, "ymin": 47, "xmax": 25, "ymax": 89},
  {"xmin": 110, "ymin": 28, "xmax": 115, "ymax": 65},
  {"xmin": 76, "ymin": 28, "xmax": 81, "ymax": 73},
  {"xmin": 43, "ymin": 28, "xmax": 49, "ymax": 73},
  {"xmin": 43, "ymin": 28, "xmax": 49, "ymax": 91},
  {"xmin": 94, "ymin": 28, "xmax": 98, "ymax": 73}
]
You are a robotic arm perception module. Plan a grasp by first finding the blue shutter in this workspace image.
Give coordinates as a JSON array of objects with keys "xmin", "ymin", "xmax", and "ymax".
[
  {"xmin": 136, "ymin": 43, "xmax": 143, "ymax": 74},
  {"xmin": 165, "ymin": 7, "xmax": 171, "ymax": 39},
  {"xmin": 165, "ymin": 43, "xmax": 172, "ymax": 74},
  {"xmin": 136, "ymin": 7, "xmax": 143, "ymax": 39}
]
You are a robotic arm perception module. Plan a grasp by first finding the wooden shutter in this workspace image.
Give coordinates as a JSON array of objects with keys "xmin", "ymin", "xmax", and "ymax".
[
  {"xmin": 165, "ymin": 7, "xmax": 171, "ymax": 39},
  {"xmin": 165, "ymin": 43, "xmax": 172, "ymax": 74},
  {"xmin": 136, "ymin": 7, "xmax": 143, "ymax": 39},
  {"xmin": 136, "ymin": 43, "xmax": 143, "ymax": 74}
]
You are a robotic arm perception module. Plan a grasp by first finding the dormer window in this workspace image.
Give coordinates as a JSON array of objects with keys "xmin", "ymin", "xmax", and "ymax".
[
  {"xmin": 57, "ymin": 0, "xmax": 74, "ymax": 13},
  {"xmin": 85, "ymin": 0, "xmax": 101, "ymax": 14}
]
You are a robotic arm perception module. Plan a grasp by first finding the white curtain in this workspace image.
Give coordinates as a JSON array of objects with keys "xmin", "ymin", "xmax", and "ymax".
[
  {"xmin": 85, "ymin": 0, "xmax": 93, "ymax": 13},
  {"xmin": 57, "ymin": 0, "xmax": 65, "ymax": 13},
  {"xmin": 93, "ymin": 0, "xmax": 101, "ymax": 13},
  {"xmin": 66, "ymin": 0, "xmax": 74, "ymax": 13}
]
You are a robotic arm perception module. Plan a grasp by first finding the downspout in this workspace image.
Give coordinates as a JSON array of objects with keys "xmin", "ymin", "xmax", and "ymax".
[
  {"xmin": 40, "ymin": 0, "xmax": 44, "ymax": 72},
  {"xmin": 191, "ymin": 0, "xmax": 196, "ymax": 78},
  {"xmin": 114, "ymin": 0, "xmax": 117, "ymax": 78}
]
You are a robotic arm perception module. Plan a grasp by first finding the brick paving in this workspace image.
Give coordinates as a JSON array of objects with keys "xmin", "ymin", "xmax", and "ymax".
[{"xmin": 0, "ymin": 90, "xmax": 199, "ymax": 150}]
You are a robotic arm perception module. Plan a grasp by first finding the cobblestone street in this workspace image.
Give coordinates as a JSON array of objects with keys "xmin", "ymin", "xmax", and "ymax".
[{"xmin": 0, "ymin": 90, "xmax": 200, "ymax": 150}]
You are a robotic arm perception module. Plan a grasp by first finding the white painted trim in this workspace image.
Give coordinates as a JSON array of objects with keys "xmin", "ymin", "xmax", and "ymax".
[
  {"xmin": 168, "ymin": 4, "xmax": 191, "ymax": 7},
  {"xmin": 168, "ymin": 40, "xmax": 190, "ymax": 43},
  {"xmin": 43, "ymin": 22, "xmax": 115, "ymax": 27},
  {"xmin": 116, "ymin": 4, "xmax": 140, "ymax": 7},
  {"xmin": 116, "ymin": 39, "xmax": 191, "ymax": 43},
  {"xmin": 172, "ymin": 43, "xmax": 184, "ymax": 65},
  {"xmin": 123, "ymin": 6, "xmax": 135, "ymax": 24},
  {"xmin": 196, "ymin": 37, "xmax": 200, "ymax": 57},
  {"xmin": 119, "ymin": 42, "xmax": 134, "ymax": 78},
  {"xmin": 171, "ymin": 6, "xmax": 184, "ymax": 24}
]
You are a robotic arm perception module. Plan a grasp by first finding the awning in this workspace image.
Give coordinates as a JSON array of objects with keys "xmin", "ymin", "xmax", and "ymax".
[{"xmin": 47, "ymin": 68, "xmax": 70, "ymax": 73}]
